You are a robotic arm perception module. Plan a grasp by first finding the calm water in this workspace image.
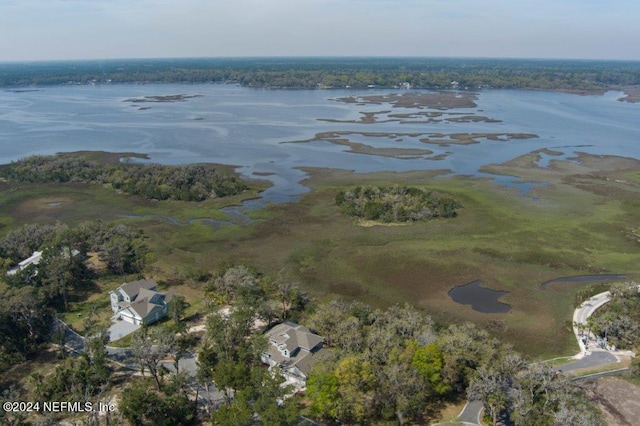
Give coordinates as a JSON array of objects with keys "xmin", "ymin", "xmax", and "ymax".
[
  {"xmin": 448, "ymin": 280, "xmax": 511, "ymax": 313},
  {"xmin": 1, "ymin": 84, "xmax": 639, "ymax": 204},
  {"xmin": 540, "ymin": 274, "xmax": 627, "ymax": 290}
]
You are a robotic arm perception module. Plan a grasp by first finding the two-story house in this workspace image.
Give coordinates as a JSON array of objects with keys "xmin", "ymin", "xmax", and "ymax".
[
  {"xmin": 261, "ymin": 321, "xmax": 324, "ymax": 386},
  {"xmin": 109, "ymin": 279, "xmax": 173, "ymax": 326}
]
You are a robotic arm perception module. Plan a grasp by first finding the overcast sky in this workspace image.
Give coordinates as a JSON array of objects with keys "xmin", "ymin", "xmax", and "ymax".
[{"xmin": 0, "ymin": 0, "xmax": 638, "ymax": 62}]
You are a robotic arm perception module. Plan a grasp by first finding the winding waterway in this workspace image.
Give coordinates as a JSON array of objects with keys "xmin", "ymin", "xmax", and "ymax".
[{"xmin": 1, "ymin": 85, "xmax": 639, "ymax": 206}]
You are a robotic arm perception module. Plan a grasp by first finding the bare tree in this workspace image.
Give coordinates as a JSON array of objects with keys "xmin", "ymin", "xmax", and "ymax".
[{"xmin": 130, "ymin": 328, "xmax": 176, "ymax": 389}]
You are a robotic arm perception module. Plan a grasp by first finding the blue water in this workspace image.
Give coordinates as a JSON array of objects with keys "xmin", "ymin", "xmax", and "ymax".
[{"xmin": 1, "ymin": 85, "xmax": 639, "ymax": 204}]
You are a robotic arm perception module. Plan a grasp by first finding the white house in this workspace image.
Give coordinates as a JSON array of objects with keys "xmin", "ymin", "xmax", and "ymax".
[
  {"xmin": 6, "ymin": 251, "xmax": 43, "ymax": 276},
  {"xmin": 109, "ymin": 279, "xmax": 173, "ymax": 326},
  {"xmin": 6, "ymin": 248, "xmax": 80, "ymax": 277},
  {"xmin": 261, "ymin": 321, "xmax": 324, "ymax": 386}
]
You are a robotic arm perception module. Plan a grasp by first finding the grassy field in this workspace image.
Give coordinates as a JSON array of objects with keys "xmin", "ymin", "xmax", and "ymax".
[{"xmin": 1, "ymin": 152, "xmax": 639, "ymax": 358}]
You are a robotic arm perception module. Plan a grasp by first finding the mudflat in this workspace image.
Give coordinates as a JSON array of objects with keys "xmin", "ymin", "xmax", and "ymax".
[
  {"xmin": 332, "ymin": 91, "xmax": 479, "ymax": 109},
  {"xmin": 123, "ymin": 94, "xmax": 202, "ymax": 103},
  {"xmin": 290, "ymin": 131, "xmax": 539, "ymax": 158},
  {"xmin": 618, "ymin": 85, "xmax": 640, "ymax": 103}
]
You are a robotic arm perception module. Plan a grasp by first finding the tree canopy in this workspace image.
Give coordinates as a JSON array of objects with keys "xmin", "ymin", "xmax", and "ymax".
[
  {"xmin": 336, "ymin": 185, "xmax": 462, "ymax": 222},
  {"xmin": 0, "ymin": 153, "xmax": 248, "ymax": 201},
  {"xmin": 590, "ymin": 281, "xmax": 640, "ymax": 350}
]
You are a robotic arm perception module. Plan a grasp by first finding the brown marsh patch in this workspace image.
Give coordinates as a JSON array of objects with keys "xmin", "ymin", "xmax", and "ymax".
[
  {"xmin": 618, "ymin": 85, "xmax": 640, "ymax": 103},
  {"xmin": 318, "ymin": 110, "xmax": 501, "ymax": 125},
  {"xmin": 123, "ymin": 94, "xmax": 202, "ymax": 103},
  {"xmin": 287, "ymin": 131, "xmax": 538, "ymax": 156},
  {"xmin": 332, "ymin": 92, "xmax": 479, "ymax": 109}
]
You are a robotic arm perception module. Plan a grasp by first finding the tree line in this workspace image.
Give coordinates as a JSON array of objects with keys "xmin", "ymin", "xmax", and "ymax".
[
  {"xmin": 1, "ymin": 57, "xmax": 639, "ymax": 91},
  {"xmin": 0, "ymin": 153, "xmax": 248, "ymax": 201},
  {"xmin": 336, "ymin": 185, "xmax": 462, "ymax": 222}
]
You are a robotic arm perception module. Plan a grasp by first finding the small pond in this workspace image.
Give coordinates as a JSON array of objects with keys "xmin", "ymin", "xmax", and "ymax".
[{"xmin": 448, "ymin": 280, "xmax": 511, "ymax": 313}]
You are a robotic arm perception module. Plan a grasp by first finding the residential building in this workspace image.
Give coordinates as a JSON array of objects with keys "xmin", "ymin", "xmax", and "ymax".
[
  {"xmin": 261, "ymin": 321, "xmax": 324, "ymax": 386},
  {"xmin": 6, "ymin": 251, "xmax": 43, "ymax": 276},
  {"xmin": 109, "ymin": 279, "xmax": 173, "ymax": 325}
]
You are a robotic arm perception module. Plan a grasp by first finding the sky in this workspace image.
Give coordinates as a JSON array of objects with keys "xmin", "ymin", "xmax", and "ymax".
[{"xmin": 0, "ymin": 0, "xmax": 638, "ymax": 62}]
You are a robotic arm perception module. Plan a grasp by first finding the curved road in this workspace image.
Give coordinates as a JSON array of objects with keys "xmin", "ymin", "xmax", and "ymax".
[
  {"xmin": 56, "ymin": 319, "xmax": 227, "ymax": 409},
  {"xmin": 447, "ymin": 291, "xmax": 630, "ymax": 426},
  {"xmin": 57, "ymin": 293, "xmax": 628, "ymax": 425},
  {"xmin": 573, "ymin": 291, "xmax": 612, "ymax": 354}
]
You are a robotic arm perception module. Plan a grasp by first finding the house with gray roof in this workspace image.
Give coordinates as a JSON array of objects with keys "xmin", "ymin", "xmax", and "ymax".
[
  {"xmin": 261, "ymin": 321, "xmax": 324, "ymax": 385},
  {"xmin": 109, "ymin": 279, "xmax": 173, "ymax": 325}
]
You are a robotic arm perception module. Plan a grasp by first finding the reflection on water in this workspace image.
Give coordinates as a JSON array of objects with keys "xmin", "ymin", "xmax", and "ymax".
[{"xmin": 448, "ymin": 280, "xmax": 511, "ymax": 313}]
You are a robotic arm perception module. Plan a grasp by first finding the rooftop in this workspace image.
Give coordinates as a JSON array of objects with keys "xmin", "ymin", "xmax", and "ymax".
[{"xmin": 119, "ymin": 279, "xmax": 157, "ymax": 299}]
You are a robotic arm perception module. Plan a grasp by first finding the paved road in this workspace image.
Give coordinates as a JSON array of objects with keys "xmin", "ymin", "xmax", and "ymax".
[
  {"xmin": 452, "ymin": 291, "xmax": 628, "ymax": 426},
  {"xmin": 55, "ymin": 319, "xmax": 85, "ymax": 354},
  {"xmin": 574, "ymin": 292, "xmax": 611, "ymax": 325},
  {"xmin": 55, "ymin": 319, "xmax": 225, "ymax": 408},
  {"xmin": 457, "ymin": 400, "xmax": 484, "ymax": 425},
  {"xmin": 159, "ymin": 350, "xmax": 198, "ymax": 377},
  {"xmin": 105, "ymin": 346, "xmax": 133, "ymax": 365},
  {"xmin": 573, "ymin": 291, "xmax": 611, "ymax": 352},
  {"xmin": 56, "ymin": 319, "xmax": 194, "ymax": 372},
  {"xmin": 555, "ymin": 350, "xmax": 618, "ymax": 372}
]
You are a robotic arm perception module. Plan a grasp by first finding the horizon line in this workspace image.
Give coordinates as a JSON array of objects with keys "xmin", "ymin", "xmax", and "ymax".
[{"xmin": 1, "ymin": 55, "xmax": 640, "ymax": 65}]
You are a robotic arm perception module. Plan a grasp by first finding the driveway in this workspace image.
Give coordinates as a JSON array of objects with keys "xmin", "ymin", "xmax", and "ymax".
[
  {"xmin": 54, "ymin": 319, "xmax": 85, "ymax": 353},
  {"xmin": 108, "ymin": 319, "xmax": 140, "ymax": 342},
  {"xmin": 557, "ymin": 350, "xmax": 618, "ymax": 372}
]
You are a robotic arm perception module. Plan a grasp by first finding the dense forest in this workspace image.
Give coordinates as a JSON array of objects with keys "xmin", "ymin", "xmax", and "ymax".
[
  {"xmin": 0, "ymin": 153, "xmax": 248, "ymax": 201},
  {"xmin": 336, "ymin": 185, "xmax": 461, "ymax": 222},
  {"xmin": 1, "ymin": 57, "xmax": 639, "ymax": 91}
]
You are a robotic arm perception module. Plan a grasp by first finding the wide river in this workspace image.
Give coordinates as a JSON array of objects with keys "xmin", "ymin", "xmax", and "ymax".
[{"xmin": 1, "ymin": 84, "xmax": 639, "ymax": 204}]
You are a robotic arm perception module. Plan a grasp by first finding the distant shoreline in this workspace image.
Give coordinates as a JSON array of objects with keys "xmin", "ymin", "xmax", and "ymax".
[{"xmin": 1, "ymin": 57, "xmax": 638, "ymax": 101}]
